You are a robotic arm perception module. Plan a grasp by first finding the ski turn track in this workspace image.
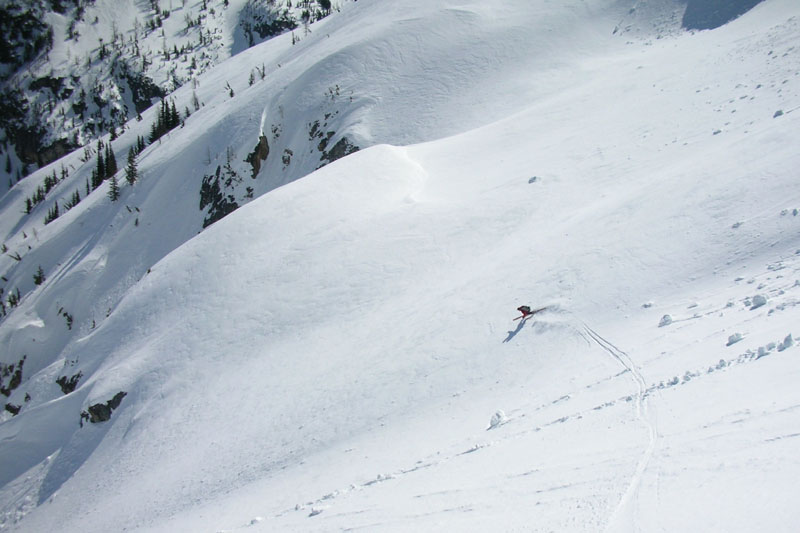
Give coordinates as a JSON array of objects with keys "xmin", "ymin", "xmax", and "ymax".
[{"xmin": 582, "ymin": 323, "xmax": 658, "ymax": 533}]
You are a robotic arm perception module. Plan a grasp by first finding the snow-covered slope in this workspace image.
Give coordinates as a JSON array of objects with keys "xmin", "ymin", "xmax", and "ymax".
[
  {"xmin": 1, "ymin": 0, "xmax": 800, "ymax": 531},
  {"xmin": 0, "ymin": 0, "xmax": 351, "ymax": 191}
]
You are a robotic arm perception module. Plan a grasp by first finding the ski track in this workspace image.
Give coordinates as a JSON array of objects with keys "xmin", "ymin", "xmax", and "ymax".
[
  {"xmin": 237, "ymin": 315, "xmax": 663, "ymax": 531},
  {"xmin": 581, "ymin": 323, "xmax": 658, "ymax": 533},
  {"xmin": 219, "ymin": 306, "xmax": 793, "ymax": 531}
]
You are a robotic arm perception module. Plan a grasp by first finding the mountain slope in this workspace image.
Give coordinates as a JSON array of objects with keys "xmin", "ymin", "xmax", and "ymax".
[
  {"xmin": 1, "ymin": 0, "xmax": 800, "ymax": 531},
  {"xmin": 0, "ymin": 0, "xmax": 348, "ymax": 188}
]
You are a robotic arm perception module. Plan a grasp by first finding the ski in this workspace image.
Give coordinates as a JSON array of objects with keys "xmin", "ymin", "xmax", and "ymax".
[{"xmin": 513, "ymin": 306, "xmax": 548, "ymax": 321}]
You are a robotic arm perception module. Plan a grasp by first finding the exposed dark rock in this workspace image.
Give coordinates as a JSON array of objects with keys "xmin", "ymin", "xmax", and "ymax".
[
  {"xmin": 0, "ymin": 3, "xmax": 53, "ymax": 80},
  {"xmin": 117, "ymin": 61, "xmax": 165, "ymax": 114},
  {"xmin": 4, "ymin": 403, "xmax": 20, "ymax": 416},
  {"xmin": 682, "ymin": 0, "xmax": 765, "ymax": 30},
  {"xmin": 200, "ymin": 165, "xmax": 240, "ymax": 228},
  {"xmin": 29, "ymin": 75, "xmax": 65, "ymax": 94},
  {"xmin": 245, "ymin": 135, "xmax": 269, "ymax": 178},
  {"xmin": 1, "ymin": 355, "xmax": 26, "ymax": 397},
  {"xmin": 81, "ymin": 391, "xmax": 127, "ymax": 424},
  {"xmin": 239, "ymin": 2, "xmax": 298, "ymax": 48},
  {"xmin": 320, "ymin": 136, "xmax": 359, "ymax": 166},
  {"xmin": 317, "ymin": 131, "xmax": 335, "ymax": 153},
  {"xmin": 56, "ymin": 371, "xmax": 83, "ymax": 394},
  {"xmin": 36, "ymin": 138, "xmax": 77, "ymax": 168},
  {"xmin": 0, "ymin": 87, "xmax": 78, "ymax": 168}
]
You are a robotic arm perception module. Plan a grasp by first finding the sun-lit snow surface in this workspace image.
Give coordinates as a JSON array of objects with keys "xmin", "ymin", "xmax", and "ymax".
[{"xmin": 1, "ymin": 0, "xmax": 800, "ymax": 531}]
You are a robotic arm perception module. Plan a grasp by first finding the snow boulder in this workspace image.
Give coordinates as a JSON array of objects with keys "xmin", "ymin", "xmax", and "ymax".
[
  {"xmin": 726, "ymin": 333, "xmax": 743, "ymax": 346},
  {"xmin": 777, "ymin": 334, "xmax": 794, "ymax": 352},
  {"xmin": 750, "ymin": 294, "xmax": 767, "ymax": 310},
  {"xmin": 487, "ymin": 410, "xmax": 508, "ymax": 430},
  {"xmin": 658, "ymin": 315, "xmax": 673, "ymax": 327}
]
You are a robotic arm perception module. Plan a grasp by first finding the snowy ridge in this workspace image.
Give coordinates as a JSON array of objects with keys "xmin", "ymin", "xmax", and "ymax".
[{"xmin": 1, "ymin": 0, "xmax": 800, "ymax": 531}]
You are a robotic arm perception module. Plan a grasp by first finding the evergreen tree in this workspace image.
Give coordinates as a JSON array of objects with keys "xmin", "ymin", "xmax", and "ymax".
[
  {"xmin": 91, "ymin": 168, "xmax": 102, "ymax": 190},
  {"xmin": 96, "ymin": 145, "xmax": 106, "ymax": 184},
  {"xmin": 45, "ymin": 202, "xmax": 60, "ymax": 225},
  {"xmin": 33, "ymin": 265, "xmax": 45, "ymax": 285},
  {"xmin": 65, "ymin": 190, "xmax": 81, "ymax": 210},
  {"xmin": 105, "ymin": 145, "xmax": 118, "ymax": 178},
  {"xmin": 170, "ymin": 100, "xmax": 179, "ymax": 128},
  {"xmin": 125, "ymin": 148, "xmax": 138, "ymax": 185},
  {"xmin": 108, "ymin": 174, "xmax": 120, "ymax": 201}
]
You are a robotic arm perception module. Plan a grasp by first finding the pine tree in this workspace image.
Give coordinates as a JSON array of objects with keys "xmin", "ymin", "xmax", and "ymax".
[
  {"xmin": 45, "ymin": 202, "xmax": 60, "ymax": 225},
  {"xmin": 33, "ymin": 265, "xmax": 45, "ymax": 285},
  {"xmin": 170, "ymin": 100, "xmax": 179, "ymax": 128},
  {"xmin": 105, "ymin": 145, "xmax": 118, "ymax": 178},
  {"xmin": 65, "ymin": 189, "xmax": 81, "ymax": 210},
  {"xmin": 91, "ymin": 168, "xmax": 102, "ymax": 190},
  {"xmin": 108, "ymin": 174, "xmax": 120, "ymax": 201},
  {"xmin": 125, "ymin": 148, "xmax": 138, "ymax": 185},
  {"xmin": 96, "ymin": 145, "xmax": 106, "ymax": 184}
]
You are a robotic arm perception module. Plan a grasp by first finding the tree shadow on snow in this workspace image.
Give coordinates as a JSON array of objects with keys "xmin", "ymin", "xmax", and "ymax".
[{"xmin": 502, "ymin": 316, "xmax": 531, "ymax": 343}]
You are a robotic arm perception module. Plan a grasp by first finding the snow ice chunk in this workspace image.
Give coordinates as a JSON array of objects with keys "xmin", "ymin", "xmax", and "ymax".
[
  {"xmin": 726, "ymin": 333, "xmax": 743, "ymax": 346},
  {"xmin": 488, "ymin": 410, "xmax": 508, "ymax": 430},
  {"xmin": 777, "ymin": 334, "xmax": 793, "ymax": 352},
  {"xmin": 750, "ymin": 294, "xmax": 767, "ymax": 310},
  {"xmin": 658, "ymin": 314, "xmax": 673, "ymax": 327}
]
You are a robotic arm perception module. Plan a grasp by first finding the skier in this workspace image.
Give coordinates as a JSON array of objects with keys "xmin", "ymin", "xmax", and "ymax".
[
  {"xmin": 517, "ymin": 305, "xmax": 533, "ymax": 319},
  {"xmin": 514, "ymin": 305, "xmax": 549, "ymax": 321}
]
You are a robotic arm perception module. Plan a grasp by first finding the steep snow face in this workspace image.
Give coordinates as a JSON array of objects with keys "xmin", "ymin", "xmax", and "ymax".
[{"xmin": 1, "ymin": 0, "xmax": 800, "ymax": 531}]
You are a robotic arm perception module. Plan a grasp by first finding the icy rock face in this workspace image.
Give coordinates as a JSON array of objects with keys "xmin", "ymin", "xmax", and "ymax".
[{"xmin": 658, "ymin": 315, "xmax": 673, "ymax": 327}]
